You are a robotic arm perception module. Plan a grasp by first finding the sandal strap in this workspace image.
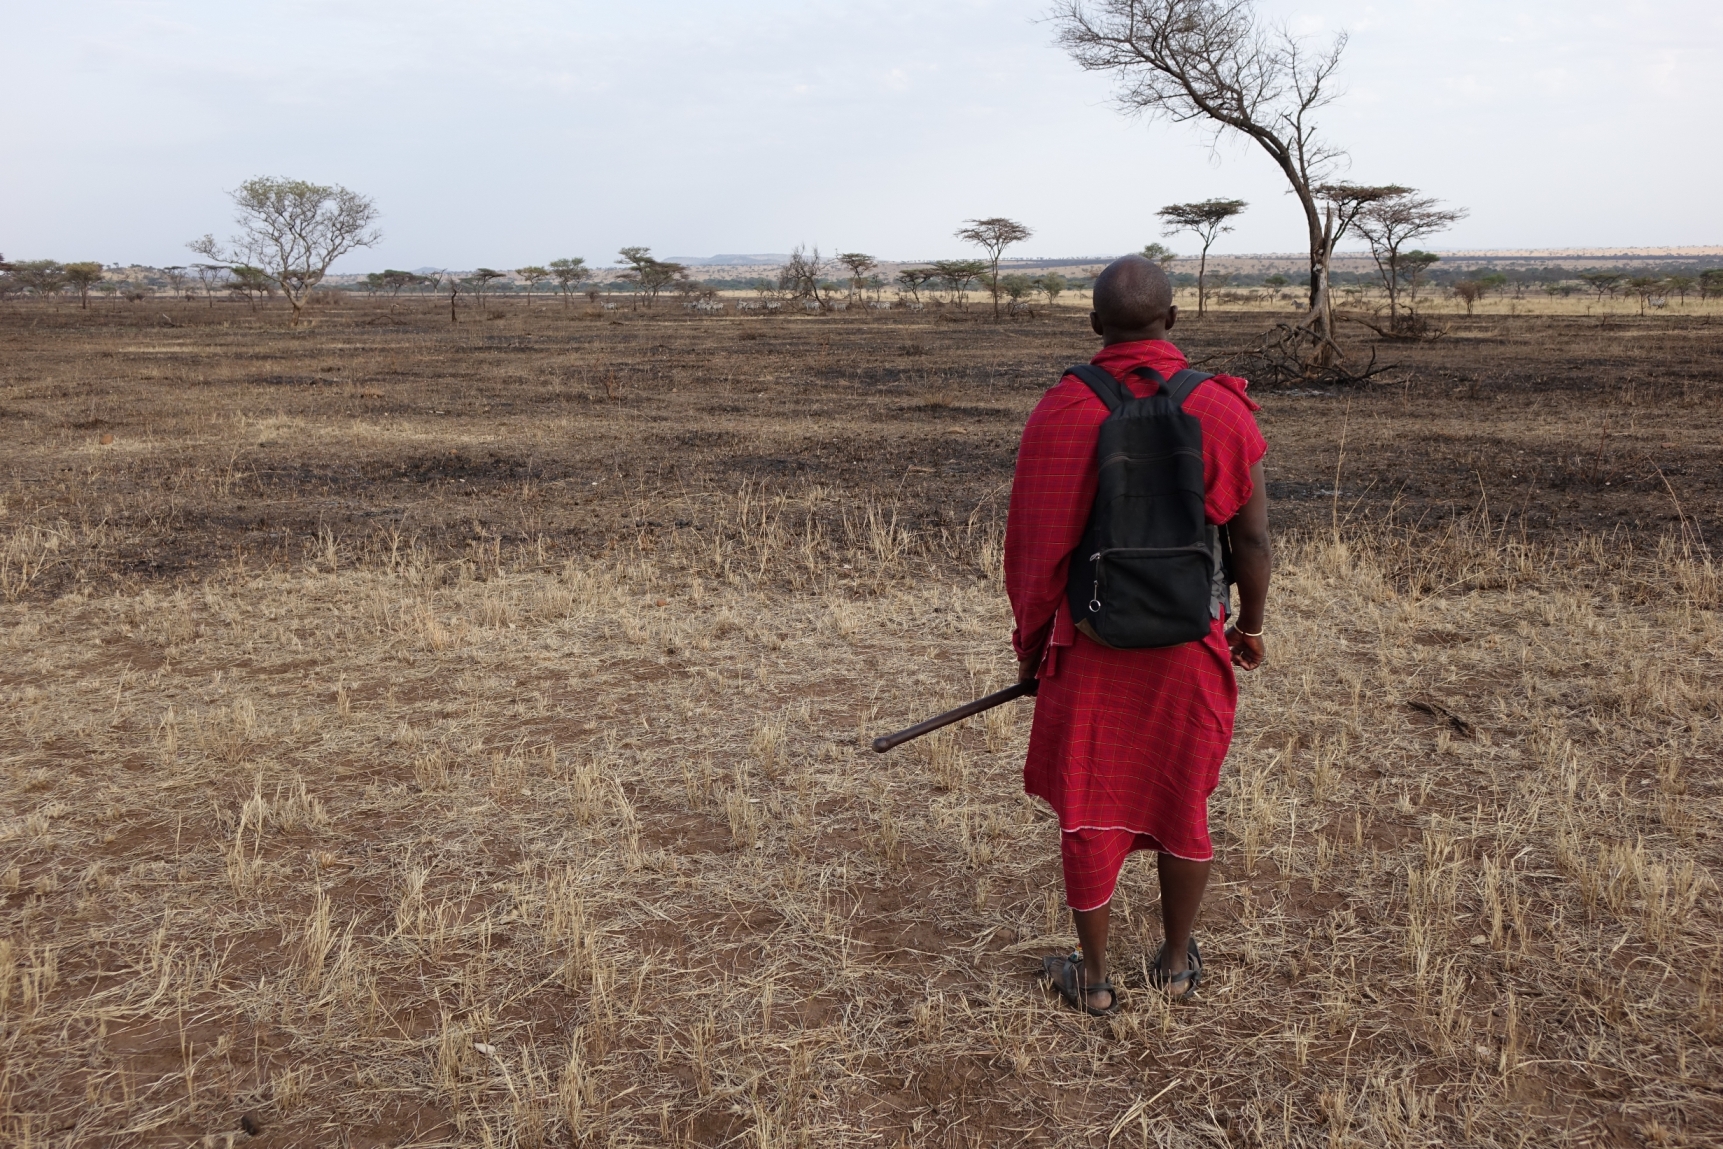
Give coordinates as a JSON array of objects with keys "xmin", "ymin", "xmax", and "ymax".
[
  {"xmin": 1149, "ymin": 937, "xmax": 1204, "ymax": 990},
  {"xmin": 1045, "ymin": 953, "xmax": 1117, "ymax": 1013}
]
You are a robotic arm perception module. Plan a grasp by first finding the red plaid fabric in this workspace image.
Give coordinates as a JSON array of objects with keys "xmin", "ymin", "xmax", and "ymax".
[{"xmin": 1004, "ymin": 339, "xmax": 1267, "ymax": 909}]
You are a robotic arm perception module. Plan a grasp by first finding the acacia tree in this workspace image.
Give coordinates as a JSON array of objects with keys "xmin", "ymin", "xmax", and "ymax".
[
  {"xmin": 516, "ymin": 266, "xmax": 550, "ymax": 306},
  {"xmin": 1577, "ymin": 272, "xmax": 1623, "ymax": 303},
  {"xmin": 1055, "ymin": 0, "xmax": 1366, "ymax": 366},
  {"xmin": 955, "ymin": 218, "xmax": 1033, "ymax": 319},
  {"xmin": 228, "ymin": 264, "xmax": 273, "ymax": 311},
  {"xmin": 362, "ymin": 270, "xmax": 425, "ymax": 311},
  {"xmin": 836, "ymin": 253, "xmax": 877, "ymax": 300},
  {"xmin": 618, "ymin": 247, "xmax": 683, "ymax": 307},
  {"xmin": 1627, "ymin": 276, "xmax": 1664, "ymax": 317},
  {"xmin": 1156, "ymin": 198, "xmax": 1246, "ymax": 317},
  {"xmin": 929, "ymin": 259, "xmax": 989, "ymax": 307},
  {"xmin": 63, "ymin": 262, "xmax": 105, "ymax": 309},
  {"xmin": 469, "ymin": 268, "xmax": 508, "ymax": 311},
  {"xmin": 1000, "ymin": 273, "xmax": 1036, "ymax": 315},
  {"xmin": 14, "ymin": 261, "xmax": 67, "ymax": 303},
  {"xmin": 1140, "ymin": 242, "xmax": 1178, "ymax": 269},
  {"xmin": 896, "ymin": 267, "xmax": 935, "ymax": 304},
  {"xmin": 549, "ymin": 257, "xmax": 589, "ymax": 304},
  {"xmin": 1353, "ymin": 191, "xmax": 1467, "ymax": 323},
  {"xmin": 1035, "ymin": 272, "xmax": 1069, "ymax": 306},
  {"xmin": 1399, "ymin": 251, "xmax": 1440, "ymax": 311},
  {"xmin": 190, "ymin": 177, "xmax": 380, "ymax": 325}
]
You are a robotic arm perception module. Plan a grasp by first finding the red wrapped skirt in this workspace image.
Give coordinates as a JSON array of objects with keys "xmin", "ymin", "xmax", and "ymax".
[{"xmin": 1025, "ymin": 617, "xmax": 1238, "ymax": 911}]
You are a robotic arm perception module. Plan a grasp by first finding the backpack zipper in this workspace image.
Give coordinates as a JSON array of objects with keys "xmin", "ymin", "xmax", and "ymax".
[{"xmin": 1088, "ymin": 545, "xmax": 1214, "ymax": 614}]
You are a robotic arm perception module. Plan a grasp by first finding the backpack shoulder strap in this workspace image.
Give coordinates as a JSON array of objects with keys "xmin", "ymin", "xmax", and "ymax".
[
  {"xmin": 1065, "ymin": 364, "xmax": 1131, "ymax": 413},
  {"xmin": 1161, "ymin": 367, "xmax": 1213, "ymax": 408}
]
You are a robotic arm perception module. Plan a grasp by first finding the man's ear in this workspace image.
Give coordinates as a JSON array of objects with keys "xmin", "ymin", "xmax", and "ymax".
[
  {"xmin": 1090, "ymin": 310, "xmax": 1104, "ymax": 337},
  {"xmin": 1164, "ymin": 305, "xmax": 1177, "ymax": 333}
]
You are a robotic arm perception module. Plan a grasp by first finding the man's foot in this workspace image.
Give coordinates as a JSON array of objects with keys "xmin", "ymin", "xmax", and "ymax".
[
  {"xmin": 1148, "ymin": 938, "xmax": 1203, "ymax": 999},
  {"xmin": 1043, "ymin": 952, "xmax": 1118, "ymax": 1015}
]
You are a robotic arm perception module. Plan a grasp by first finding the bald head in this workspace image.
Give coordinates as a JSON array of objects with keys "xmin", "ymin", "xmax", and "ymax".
[{"xmin": 1091, "ymin": 254, "xmax": 1175, "ymax": 340}]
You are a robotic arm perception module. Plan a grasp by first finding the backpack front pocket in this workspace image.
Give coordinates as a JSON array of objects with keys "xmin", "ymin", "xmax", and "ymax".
[{"xmin": 1088, "ymin": 545, "xmax": 1215, "ymax": 648}]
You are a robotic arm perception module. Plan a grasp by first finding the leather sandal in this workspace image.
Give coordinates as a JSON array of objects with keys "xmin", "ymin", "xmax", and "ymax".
[
  {"xmin": 1148, "ymin": 938, "xmax": 1203, "ymax": 998},
  {"xmin": 1042, "ymin": 951, "xmax": 1119, "ymax": 1016}
]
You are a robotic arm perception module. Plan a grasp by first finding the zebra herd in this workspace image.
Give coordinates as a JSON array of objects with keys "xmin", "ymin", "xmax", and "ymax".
[
  {"xmin": 598, "ymin": 298, "xmax": 931, "ymax": 314},
  {"xmin": 689, "ymin": 299, "xmax": 917, "ymax": 314}
]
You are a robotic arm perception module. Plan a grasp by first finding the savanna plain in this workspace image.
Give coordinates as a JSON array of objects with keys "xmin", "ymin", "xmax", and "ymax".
[{"xmin": 1, "ymin": 298, "xmax": 1719, "ymax": 1148}]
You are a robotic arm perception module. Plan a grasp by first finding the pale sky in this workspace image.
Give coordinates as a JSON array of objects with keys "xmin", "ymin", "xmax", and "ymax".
[{"xmin": 3, "ymin": 1, "xmax": 1718, "ymax": 271}]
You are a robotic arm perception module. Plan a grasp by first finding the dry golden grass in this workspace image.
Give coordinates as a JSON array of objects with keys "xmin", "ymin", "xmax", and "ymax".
[
  {"xmin": 1, "ymin": 305, "xmax": 1720, "ymax": 1146},
  {"xmin": 2, "ymin": 500, "xmax": 1719, "ymax": 1146}
]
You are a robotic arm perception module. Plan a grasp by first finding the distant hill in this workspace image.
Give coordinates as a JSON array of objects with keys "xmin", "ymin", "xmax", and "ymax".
[{"xmin": 665, "ymin": 254, "xmax": 788, "ymax": 266}]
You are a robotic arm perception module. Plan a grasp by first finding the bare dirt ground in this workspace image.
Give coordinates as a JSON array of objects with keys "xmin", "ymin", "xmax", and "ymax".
[{"xmin": 1, "ymin": 301, "xmax": 1719, "ymax": 1147}]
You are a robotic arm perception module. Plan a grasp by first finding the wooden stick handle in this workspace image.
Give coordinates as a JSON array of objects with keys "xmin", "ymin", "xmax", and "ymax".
[{"xmin": 871, "ymin": 680, "xmax": 1037, "ymax": 753}]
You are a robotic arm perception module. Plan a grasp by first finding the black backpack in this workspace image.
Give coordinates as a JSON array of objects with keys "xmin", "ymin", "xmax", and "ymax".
[{"xmin": 1063, "ymin": 363, "xmax": 1229, "ymax": 649}]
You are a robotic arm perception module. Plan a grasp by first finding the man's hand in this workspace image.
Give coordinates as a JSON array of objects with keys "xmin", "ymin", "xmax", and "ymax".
[
  {"xmin": 1018, "ymin": 651, "xmax": 1041, "ymax": 684},
  {"xmin": 1225, "ymin": 627, "xmax": 1265, "ymax": 671}
]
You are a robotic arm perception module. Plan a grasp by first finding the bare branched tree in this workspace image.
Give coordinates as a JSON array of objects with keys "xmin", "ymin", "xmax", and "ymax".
[
  {"xmin": 1311, "ymin": 182, "xmax": 1407, "ymax": 313},
  {"xmin": 191, "ymin": 263, "xmax": 229, "ymax": 310},
  {"xmin": 1156, "ymin": 198, "xmax": 1246, "ymax": 317},
  {"xmin": 777, "ymin": 246, "xmax": 830, "ymax": 309},
  {"xmin": 1053, "ymin": 1, "xmax": 1361, "ymax": 365},
  {"xmin": 162, "ymin": 266, "xmax": 190, "ymax": 301},
  {"xmin": 955, "ymin": 218, "xmax": 1033, "ymax": 319},
  {"xmin": 1353, "ymin": 192, "xmax": 1467, "ymax": 325},
  {"xmin": 190, "ymin": 177, "xmax": 380, "ymax": 325},
  {"xmin": 434, "ymin": 272, "xmax": 466, "ymax": 324}
]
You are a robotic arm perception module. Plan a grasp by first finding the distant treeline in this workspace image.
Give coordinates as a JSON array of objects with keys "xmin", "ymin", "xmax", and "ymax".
[{"xmin": 4, "ymin": 258, "xmax": 1721, "ymax": 305}]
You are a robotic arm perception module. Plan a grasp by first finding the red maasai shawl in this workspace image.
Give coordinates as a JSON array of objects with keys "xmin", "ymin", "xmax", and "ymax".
[{"xmin": 1004, "ymin": 340, "xmax": 1266, "ymax": 905}]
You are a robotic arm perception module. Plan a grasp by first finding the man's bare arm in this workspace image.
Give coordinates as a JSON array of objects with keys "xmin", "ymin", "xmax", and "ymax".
[{"xmin": 1226, "ymin": 460, "xmax": 1272, "ymax": 671}]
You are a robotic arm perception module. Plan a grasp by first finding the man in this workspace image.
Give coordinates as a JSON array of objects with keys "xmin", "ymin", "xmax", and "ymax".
[{"xmin": 1005, "ymin": 254, "xmax": 1271, "ymax": 1013}]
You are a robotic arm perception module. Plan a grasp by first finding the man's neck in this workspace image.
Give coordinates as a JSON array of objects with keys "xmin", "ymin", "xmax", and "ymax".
[{"xmin": 1099, "ymin": 330, "xmax": 1171, "ymax": 347}]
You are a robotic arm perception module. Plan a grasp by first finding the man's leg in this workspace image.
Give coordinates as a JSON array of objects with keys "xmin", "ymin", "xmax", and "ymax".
[
  {"xmin": 1071, "ymin": 905, "xmax": 1113, "ymax": 1010},
  {"xmin": 1156, "ymin": 853, "xmax": 1212, "ymax": 982}
]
